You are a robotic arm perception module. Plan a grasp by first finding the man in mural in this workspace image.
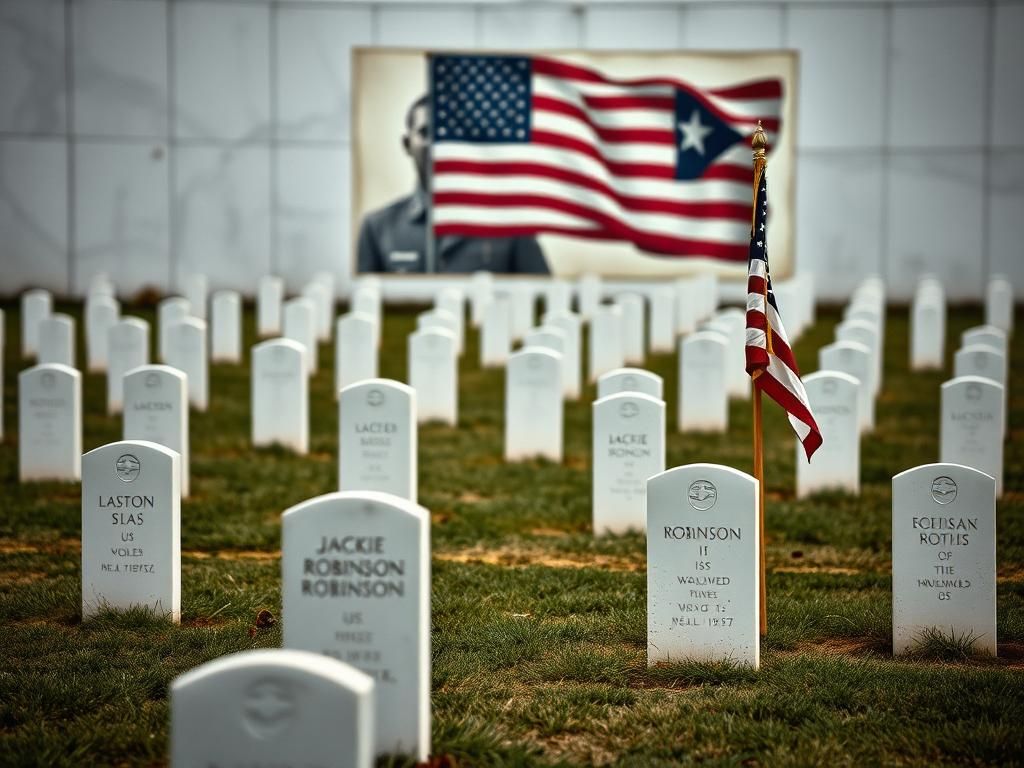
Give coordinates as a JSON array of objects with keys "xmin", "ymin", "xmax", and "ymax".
[{"xmin": 356, "ymin": 94, "xmax": 550, "ymax": 274}]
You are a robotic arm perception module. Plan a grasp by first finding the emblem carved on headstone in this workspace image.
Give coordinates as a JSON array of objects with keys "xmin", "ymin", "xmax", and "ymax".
[
  {"xmin": 687, "ymin": 480, "xmax": 717, "ymax": 511},
  {"xmin": 242, "ymin": 678, "xmax": 296, "ymax": 740},
  {"xmin": 930, "ymin": 476, "xmax": 957, "ymax": 505},
  {"xmin": 115, "ymin": 454, "xmax": 141, "ymax": 483}
]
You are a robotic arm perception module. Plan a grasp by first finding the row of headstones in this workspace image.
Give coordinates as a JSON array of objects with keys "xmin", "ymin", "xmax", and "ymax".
[
  {"xmin": 82, "ymin": 441, "xmax": 998, "ymax": 766},
  {"xmin": 911, "ymin": 274, "xmax": 1015, "ymax": 370}
]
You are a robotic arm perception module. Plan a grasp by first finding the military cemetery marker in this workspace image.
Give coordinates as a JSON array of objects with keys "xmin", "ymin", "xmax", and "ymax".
[
  {"xmin": 470, "ymin": 271, "xmax": 493, "ymax": 327},
  {"xmin": 523, "ymin": 325, "xmax": 566, "ymax": 360},
  {"xmin": 436, "ymin": 288, "xmax": 465, "ymax": 355},
  {"xmin": 715, "ymin": 309, "xmax": 750, "ymax": 400},
  {"xmin": 408, "ymin": 328, "xmax": 458, "ymax": 426},
  {"xmin": 597, "ymin": 367, "xmax": 664, "ymax": 401},
  {"xmin": 21, "ymin": 288, "xmax": 52, "ymax": 358},
  {"xmin": 892, "ymin": 463, "xmax": 996, "ymax": 656},
  {"xmin": 339, "ymin": 379, "xmax": 417, "ymax": 502},
  {"xmin": 589, "ymin": 304, "xmax": 624, "ymax": 383},
  {"xmin": 86, "ymin": 295, "xmax": 119, "ymax": 372},
  {"xmin": 911, "ymin": 290, "xmax": 945, "ymax": 370},
  {"xmin": 171, "ymin": 650, "xmax": 374, "ymax": 768},
  {"xmin": 282, "ymin": 491, "xmax": 430, "ymax": 761},
  {"xmin": 678, "ymin": 332, "xmax": 728, "ymax": 433},
  {"xmin": 336, "ymin": 313, "xmax": 378, "ymax": 397},
  {"xmin": 592, "ymin": 392, "xmax": 665, "ymax": 534},
  {"xmin": 81, "ymin": 440, "xmax": 180, "ymax": 621},
  {"xmin": 955, "ymin": 344, "xmax": 1008, "ymax": 435},
  {"xmin": 37, "ymin": 313, "xmax": 75, "ymax": 367},
  {"xmin": 182, "ymin": 273, "xmax": 207, "ymax": 320},
  {"xmin": 819, "ymin": 340, "xmax": 874, "ymax": 433},
  {"xmin": 252, "ymin": 339, "xmax": 309, "ymax": 454},
  {"xmin": 353, "ymin": 285, "xmax": 383, "ymax": 345},
  {"xmin": 509, "ymin": 285, "xmax": 535, "ymax": 341},
  {"xmin": 796, "ymin": 372, "xmax": 860, "ymax": 498},
  {"xmin": 836, "ymin": 319, "xmax": 880, "ymax": 394},
  {"xmin": 481, "ymin": 297, "xmax": 511, "ymax": 368},
  {"xmin": 257, "ymin": 275, "xmax": 284, "ymax": 337},
  {"xmin": 107, "ymin": 318, "xmax": 150, "ymax": 414},
  {"xmin": 962, "ymin": 325, "xmax": 1008, "ymax": 360},
  {"xmin": 19, "ymin": 364, "xmax": 82, "ymax": 482},
  {"xmin": 542, "ymin": 310, "xmax": 582, "ymax": 400},
  {"xmin": 303, "ymin": 281, "xmax": 332, "ymax": 343},
  {"xmin": 578, "ymin": 274, "xmax": 601, "ymax": 320},
  {"xmin": 940, "ymin": 376, "xmax": 1004, "ymax": 496},
  {"xmin": 649, "ymin": 286, "xmax": 676, "ymax": 354},
  {"xmin": 417, "ymin": 309, "xmax": 460, "ymax": 355},
  {"xmin": 545, "ymin": 280, "xmax": 572, "ymax": 318},
  {"xmin": 985, "ymin": 276, "xmax": 1013, "ymax": 335},
  {"xmin": 675, "ymin": 278, "xmax": 697, "ymax": 335},
  {"xmin": 210, "ymin": 290, "xmax": 242, "ymax": 363},
  {"xmin": 157, "ymin": 297, "xmax": 191, "ymax": 363},
  {"xmin": 124, "ymin": 366, "xmax": 190, "ymax": 498},
  {"xmin": 647, "ymin": 464, "xmax": 759, "ymax": 668},
  {"xmin": 617, "ymin": 293, "xmax": 646, "ymax": 365},
  {"xmin": 164, "ymin": 319, "xmax": 208, "ymax": 412},
  {"xmin": 284, "ymin": 297, "xmax": 318, "ymax": 376},
  {"xmin": 505, "ymin": 348, "xmax": 564, "ymax": 462}
]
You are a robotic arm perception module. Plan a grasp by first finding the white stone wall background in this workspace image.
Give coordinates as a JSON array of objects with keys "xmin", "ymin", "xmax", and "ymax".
[{"xmin": 0, "ymin": 0, "xmax": 1021, "ymax": 302}]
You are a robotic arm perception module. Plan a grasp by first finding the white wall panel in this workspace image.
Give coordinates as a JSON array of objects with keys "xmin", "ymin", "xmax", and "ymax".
[
  {"xmin": 72, "ymin": 0, "xmax": 168, "ymax": 139},
  {"xmin": 787, "ymin": 6, "xmax": 886, "ymax": 149},
  {"xmin": 276, "ymin": 145, "xmax": 351, "ymax": 294},
  {"xmin": 479, "ymin": 5, "xmax": 580, "ymax": 50},
  {"xmin": 174, "ymin": 145, "xmax": 271, "ymax": 294},
  {"xmin": 0, "ymin": 0, "xmax": 66, "ymax": 135},
  {"xmin": 0, "ymin": 138, "xmax": 68, "ymax": 293},
  {"xmin": 988, "ymin": 151, "xmax": 1024, "ymax": 297},
  {"xmin": 990, "ymin": 3, "xmax": 1024, "ymax": 148},
  {"xmin": 376, "ymin": 6, "xmax": 477, "ymax": 48},
  {"xmin": 886, "ymin": 151, "xmax": 985, "ymax": 302},
  {"xmin": 276, "ymin": 5, "xmax": 372, "ymax": 143},
  {"xmin": 682, "ymin": 5, "xmax": 783, "ymax": 50},
  {"xmin": 796, "ymin": 150, "xmax": 884, "ymax": 301},
  {"xmin": 888, "ymin": 4, "xmax": 987, "ymax": 149},
  {"xmin": 173, "ymin": 2, "xmax": 270, "ymax": 141},
  {"xmin": 73, "ymin": 141, "xmax": 170, "ymax": 297},
  {"xmin": 582, "ymin": 5, "xmax": 681, "ymax": 50}
]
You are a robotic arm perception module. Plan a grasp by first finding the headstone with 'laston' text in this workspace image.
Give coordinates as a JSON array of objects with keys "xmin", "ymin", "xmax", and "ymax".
[{"xmin": 124, "ymin": 365, "xmax": 190, "ymax": 497}]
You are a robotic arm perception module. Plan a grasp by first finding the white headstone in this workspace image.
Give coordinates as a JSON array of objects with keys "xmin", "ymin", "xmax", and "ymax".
[
  {"xmin": 588, "ymin": 304, "xmax": 624, "ymax": 383},
  {"xmin": 818, "ymin": 340, "xmax": 874, "ymax": 433},
  {"xmin": 21, "ymin": 288, "xmax": 52, "ymax": 358},
  {"xmin": 509, "ymin": 285, "xmax": 535, "ymax": 342},
  {"xmin": 19, "ymin": 364, "xmax": 81, "ymax": 482},
  {"xmin": 616, "ymin": 293, "xmax": 646, "ymax": 365},
  {"xmin": 954, "ymin": 344, "xmax": 1008, "ymax": 436},
  {"xmin": 336, "ymin": 313, "xmax": 378, "ymax": 397},
  {"xmin": 892, "ymin": 463, "xmax": 996, "ymax": 656},
  {"xmin": 678, "ymin": 332, "xmax": 729, "ymax": 433},
  {"xmin": 597, "ymin": 367, "xmax": 663, "ymax": 401},
  {"xmin": 836, "ymin": 319, "xmax": 880, "ymax": 394},
  {"xmin": 523, "ymin": 325, "xmax": 566, "ymax": 360},
  {"xmin": 81, "ymin": 440, "xmax": 180, "ymax": 620},
  {"xmin": 940, "ymin": 376, "xmax": 1004, "ymax": 496},
  {"xmin": 469, "ymin": 271, "xmax": 494, "ymax": 328},
  {"xmin": 578, "ymin": 274, "xmax": 602, "ymax": 321},
  {"xmin": 124, "ymin": 365, "xmax": 190, "ymax": 498},
  {"xmin": 985, "ymin": 276, "xmax": 1013, "ymax": 335},
  {"xmin": 171, "ymin": 650, "xmax": 375, "ymax": 768},
  {"xmin": 210, "ymin": 290, "xmax": 242, "ymax": 364},
  {"xmin": 107, "ymin": 318, "xmax": 150, "ymax": 415},
  {"xmin": 352, "ymin": 285, "xmax": 383, "ymax": 346},
  {"xmin": 165, "ymin": 319, "xmax": 208, "ymax": 412},
  {"xmin": 282, "ymin": 491, "xmax": 430, "ymax": 761},
  {"xmin": 408, "ymin": 328, "xmax": 457, "ymax": 426},
  {"xmin": 674, "ymin": 278, "xmax": 697, "ymax": 335},
  {"xmin": 796, "ymin": 372, "xmax": 860, "ymax": 498},
  {"xmin": 481, "ymin": 297, "xmax": 511, "ymax": 368},
  {"xmin": 302, "ymin": 281, "xmax": 333, "ymax": 343},
  {"xmin": 592, "ymin": 392, "xmax": 665, "ymax": 534},
  {"xmin": 86, "ymin": 295, "xmax": 120, "ymax": 372},
  {"xmin": 158, "ymin": 297, "xmax": 191, "ymax": 363},
  {"xmin": 37, "ymin": 313, "xmax": 75, "ymax": 368},
  {"xmin": 712, "ymin": 309, "xmax": 749, "ymax": 400},
  {"xmin": 542, "ymin": 310, "xmax": 582, "ymax": 400},
  {"xmin": 339, "ymin": 379, "xmax": 417, "ymax": 502},
  {"xmin": 436, "ymin": 288, "xmax": 465, "ymax": 356},
  {"xmin": 649, "ymin": 286, "xmax": 676, "ymax": 354},
  {"xmin": 87, "ymin": 273, "xmax": 115, "ymax": 298},
  {"xmin": 283, "ymin": 297, "xmax": 317, "ymax": 376},
  {"xmin": 505, "ymin": 348, "xmax": 563, "ymax": 462},
  {"xmin": 910, "ymin": 290, "xmax": 945, "ymax": 370},
  {"xmin": 647, "ymin": 464, "xmax": 759, "ymax": 668},
  {"xmin": 181, "ymin": 273, "xmax": 208, "ymax": 320},
  {"xmin": 962, "ymin": 325, "xmax": 1008, "ymax": 360},
  {"xmin": 257, "ymin": 275, "xmax": 284, "ymax": 337},
  {"xmin": 416, "ymin": 309, "xmax": 460, "ymax": 355},
  {"xmin": 252, "ymin": 339, "xmax": 308, "ymax": 454},
  {"xmin": 545, "ymin": 280, "xmax": 572, "ymax": 318}
]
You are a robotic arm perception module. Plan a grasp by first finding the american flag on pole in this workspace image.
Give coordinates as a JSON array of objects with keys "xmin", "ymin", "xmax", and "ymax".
[
  {"xmin": 745, "ymin": 167, "xmax": 822, "ymax": 460},
  {"xmin": 429, "ymin": 54, "xmax": 783, "ymax": 261}
]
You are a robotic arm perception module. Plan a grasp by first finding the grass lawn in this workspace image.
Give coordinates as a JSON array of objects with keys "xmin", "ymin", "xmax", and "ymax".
[{"xmin": 1, "ymin": 299, "xmax": 1022, "ymax": 767}]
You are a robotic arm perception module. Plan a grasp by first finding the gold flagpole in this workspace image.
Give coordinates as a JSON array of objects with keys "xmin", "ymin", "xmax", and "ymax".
[{"xmin": 751, "ymin": 123, "xmax": 768, "ymax": 637}]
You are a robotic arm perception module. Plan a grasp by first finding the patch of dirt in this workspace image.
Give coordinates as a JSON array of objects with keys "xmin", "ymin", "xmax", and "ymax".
[
  {"xmin": 997, "ymin": 566, "xmax": 1024, "ymax": 583},
  {"xmin": 0, "ymin": 571, "xmax": 48, "ymax": 585},
  {"xmin": 793, "ymin": 637, "xmax": 881, "ymax": 656},
  {"xmin": 434, "ymin": 546, "xmax": 642, "ymax": 572},
  {"xmin": 772, "ymin": 565, "xmax": 861, "ymax": 575},
  {"xmin": 0, "ymin": 538, "xmax": 80, "ymax": 555},
  {"xmin": 529, "ymin": 528, "xmax": 570, "ymax": 538},
  {"xmin": 183, "ymin": 550, "xmax": 279, "ymax": 561},
  {"xmin": 457, "ymin": 491, "xmax": 486, "ymax": 503}
]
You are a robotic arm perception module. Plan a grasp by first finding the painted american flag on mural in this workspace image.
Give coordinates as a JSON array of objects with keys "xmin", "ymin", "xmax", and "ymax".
[
  {"xmin": 745, "ymin": 168, "xmax": 822, "ymax": 460},
  {"xmin": 428, "ymin": 53, "xmax": 783, "ymax": 261}
]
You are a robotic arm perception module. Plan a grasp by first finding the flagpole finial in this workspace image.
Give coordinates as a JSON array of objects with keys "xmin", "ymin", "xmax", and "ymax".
[{"xmin": 752, "ymin": 120, "xmax": 767, "ymax": 162}]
